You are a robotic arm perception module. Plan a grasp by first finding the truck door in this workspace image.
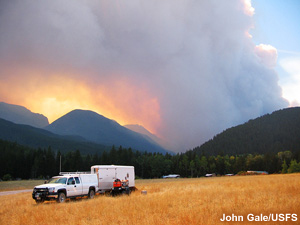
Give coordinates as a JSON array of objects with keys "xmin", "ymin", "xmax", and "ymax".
[
  {"xmin": 98, "ymin": 168, "xmax": 116, "ymax": 190},
  {"xmin": 67, "ymin": 177, "xmax": 82, "ymax": 197}
]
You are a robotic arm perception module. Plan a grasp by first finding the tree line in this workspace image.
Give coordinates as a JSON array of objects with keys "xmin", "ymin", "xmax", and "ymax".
[{"xmin": 1, "ymin": 139, "xmax": 300, "ymax": 181}]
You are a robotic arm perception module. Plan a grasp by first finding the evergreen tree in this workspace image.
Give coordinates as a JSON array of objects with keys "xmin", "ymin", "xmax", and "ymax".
[
  {"xmin": 281, "ymin": 160, "xmax": 288, "ymax": 174},
  {"xmin": 194, "ymin": 155, "xmax": 201, "ymax": 177},
  {"xmin": 199, "ymin": 156, "xmax": 208, "ymax": 176},
  {"xmin": 288, "ymin": 160, "xmax": 300, "ymax": 173},
  {"xmin": 189, "ymin": 160, "xmax": 195, "ymax": 177}
]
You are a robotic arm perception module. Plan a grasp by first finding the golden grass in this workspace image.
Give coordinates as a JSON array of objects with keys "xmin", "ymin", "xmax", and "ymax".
[{"xmin": 0, "ymin": 174, "xmax": 299, "ymax": 225}]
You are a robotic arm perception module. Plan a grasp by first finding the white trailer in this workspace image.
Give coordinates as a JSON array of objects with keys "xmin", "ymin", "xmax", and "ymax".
[{"xmin": 91, "ymin": 165, "xmax": 135, "ymax": 193}]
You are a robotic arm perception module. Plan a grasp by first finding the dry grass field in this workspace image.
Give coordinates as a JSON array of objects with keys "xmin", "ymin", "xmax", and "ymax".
[{"xmin": 0, "ymin": 174, "xmax": 299, "ymax": 225}]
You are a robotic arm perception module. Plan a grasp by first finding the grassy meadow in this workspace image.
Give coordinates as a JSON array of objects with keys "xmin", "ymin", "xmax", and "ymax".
[
  {"xmin": 0, "ymin": 174, "xmax": 299, "ymax": 225},
  {"xmin": 0, "ymin": 180, "xmax": 43, "ymax": 192}
]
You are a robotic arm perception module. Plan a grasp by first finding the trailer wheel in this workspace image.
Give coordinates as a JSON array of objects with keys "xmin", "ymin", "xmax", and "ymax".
[
  {"xmin": 57, "ymin": 192, "xmax": 66, "ymax": 203},
  {"xmin": 88, "ymin": 189, "xmax": 95, "ymax": 199}
]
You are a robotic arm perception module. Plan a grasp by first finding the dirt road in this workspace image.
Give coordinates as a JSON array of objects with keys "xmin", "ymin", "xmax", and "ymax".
[{"xmin": 0, "ymin": 189, "xmax": 32, "ymax": 196}]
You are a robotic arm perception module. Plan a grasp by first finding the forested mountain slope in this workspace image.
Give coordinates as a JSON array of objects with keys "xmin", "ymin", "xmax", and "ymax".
[
  {"xmin": 46, "ymin": 109, "xmax": 169, "ymax": 153},
  {"xmin": 194, "ymin": 107, "xmax": 300, "ymax": 155},
  {"xmin": 0, "ymin": 118, "xmax": 109, "ymax": 154}
]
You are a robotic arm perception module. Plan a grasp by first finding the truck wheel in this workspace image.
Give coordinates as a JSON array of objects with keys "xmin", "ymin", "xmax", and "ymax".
[
  {"xmin": 35, "ymin": 199, "xmax": 44, "ymax": 204},
  {"xmin": 88, "ymin": 189, "xmax": 95, "ymax": 199},
  {"xmin": 57, "ymin": 192, "xmax": 66, "ymax": 203}
]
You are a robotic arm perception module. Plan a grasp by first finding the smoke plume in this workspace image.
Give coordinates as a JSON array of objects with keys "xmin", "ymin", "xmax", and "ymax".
[{"xmin": 0, "ymin": 0, "xmax": 288, "ymax": 151}]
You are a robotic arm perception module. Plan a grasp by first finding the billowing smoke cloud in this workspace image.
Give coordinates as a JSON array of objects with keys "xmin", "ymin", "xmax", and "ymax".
[
  {"xmin": 279, "ymin": 57, "xmax": 300, "ymax": 106},
  {"xmin": 0, "ymin": 0, "xmax": 288, "ymax": 151},
  {"xmin": 254, "ymin": 44, "xmax": 278, "ymax": 68}
]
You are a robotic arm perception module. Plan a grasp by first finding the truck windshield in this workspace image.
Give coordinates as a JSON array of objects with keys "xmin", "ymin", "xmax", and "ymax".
[{"xmin": 48, "ymin": 177, "xmax": 67, "ymax": 184}]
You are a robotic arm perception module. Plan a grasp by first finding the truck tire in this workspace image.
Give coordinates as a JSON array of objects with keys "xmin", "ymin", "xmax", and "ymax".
[
  {"xmin": 35, "ymin": 199, "xmax": 44, "ymax": 204},
  {"xmin": 57, "ymin": 192, "xmax": 66, "ymax": 203},
  {"xmin": 88, "ymin": 189, "xmax": 95, "ymax": 199}
]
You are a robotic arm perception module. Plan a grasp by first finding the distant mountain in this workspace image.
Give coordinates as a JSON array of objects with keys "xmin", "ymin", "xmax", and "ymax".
[
  {"xmin": 0, "ymin": 102, "xmax": 49, "ymax": 128},
  {"xmin": 45, "ymin": 109, "xmax": 169, "ymax": 153},
  {"xmin": 194, "ymin": 107, "xmax": 300, "ymax": 156},
  {"xmin": 0, "ymin": 118, "xmax": 109, "ymax": 154},
  {"xmin": 124, "ymin": 124, "xmax": 170, "ymax": 150}
]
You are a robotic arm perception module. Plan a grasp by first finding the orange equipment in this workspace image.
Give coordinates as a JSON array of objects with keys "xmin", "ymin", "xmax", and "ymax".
[{"xmin": 113, "ymin": 179, "xmax": 122, "ymax": 188}]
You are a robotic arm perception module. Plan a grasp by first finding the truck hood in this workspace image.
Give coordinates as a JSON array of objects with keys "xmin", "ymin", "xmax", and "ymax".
[{"xmin": 34, "ymin": 183, "xmax": 64, "ymax": 189}]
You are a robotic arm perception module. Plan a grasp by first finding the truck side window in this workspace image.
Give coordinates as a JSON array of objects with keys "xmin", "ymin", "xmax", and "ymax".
[
  {"xmin": 67, "ymin": 177, "xmax": 74, "ymax": 185},
  {"xmin": 75, "ymin": 177, "xmax": 80, "ymax": 184}
]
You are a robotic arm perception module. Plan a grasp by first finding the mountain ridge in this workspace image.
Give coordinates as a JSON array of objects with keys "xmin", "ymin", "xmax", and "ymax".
[
  {"xmin": 0, "ymin": 102, "xmax": 169, "ymax": 154},
  {"xmin": 45, "ymin": 109, "xmax": 169, "ymax": 153},
  {"xmin": 0, "ymin": 102, "xmax": 49, "ymax": 128},
  {"xmin": 124, "ymin": 124, "xmax": 171, "ymax": 150},
  {"xmin": 194, "ymin": 107, "xmax": 300, "ymax": 156},
  {"xmin": 0, "ymin": 117, "xmax": 109, "ymax": 154}
]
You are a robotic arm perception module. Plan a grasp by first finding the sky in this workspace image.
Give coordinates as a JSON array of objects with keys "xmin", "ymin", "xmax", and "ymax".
[
  {"xmin": 251, "ymin": 0, "xmax": 300, "ymax": 107},
  {"xmin": 0, "ymin": 0, "xmax": 299, "ymax": 152}
]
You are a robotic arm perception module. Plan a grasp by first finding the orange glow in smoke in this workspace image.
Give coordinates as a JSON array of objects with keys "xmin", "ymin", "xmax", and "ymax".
[{"xmin": 0, "ymin": 70, "xmax": 161, "ymax": 135}]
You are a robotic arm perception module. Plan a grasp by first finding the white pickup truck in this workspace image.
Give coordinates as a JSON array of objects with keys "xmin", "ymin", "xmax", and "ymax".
[{"xmin": 32, "ymin": 173, "xmax": 98, "ymax": 203}]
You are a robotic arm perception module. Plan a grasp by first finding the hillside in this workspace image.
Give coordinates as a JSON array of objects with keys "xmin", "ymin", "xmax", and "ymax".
[
  {"xmin": 0, "ymin": 102, "xmax": 49, "ymax": 128},
  {"xmin": 194, "ymin": 107, "xmax": 300, "ymax": 156},
  {"xmin": 45, "ymin": 109, "xmax": 169, "ymax": 153},
  {"xmin": 0, "ymin": 118, "xmax": 109, "ymax": 154},
  {"xmin": 124, "ymin": 124, "xmax": 169, "ymax": 149}
]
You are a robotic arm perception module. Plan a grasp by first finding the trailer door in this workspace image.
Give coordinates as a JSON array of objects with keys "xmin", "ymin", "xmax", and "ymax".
[
  {"xmin": 116, "ymin": 167, "xmax": 135, "ymax": 187},
  {"xmin": 98, "ymin": 168, "xmax": 116, "ymax": 191}
]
